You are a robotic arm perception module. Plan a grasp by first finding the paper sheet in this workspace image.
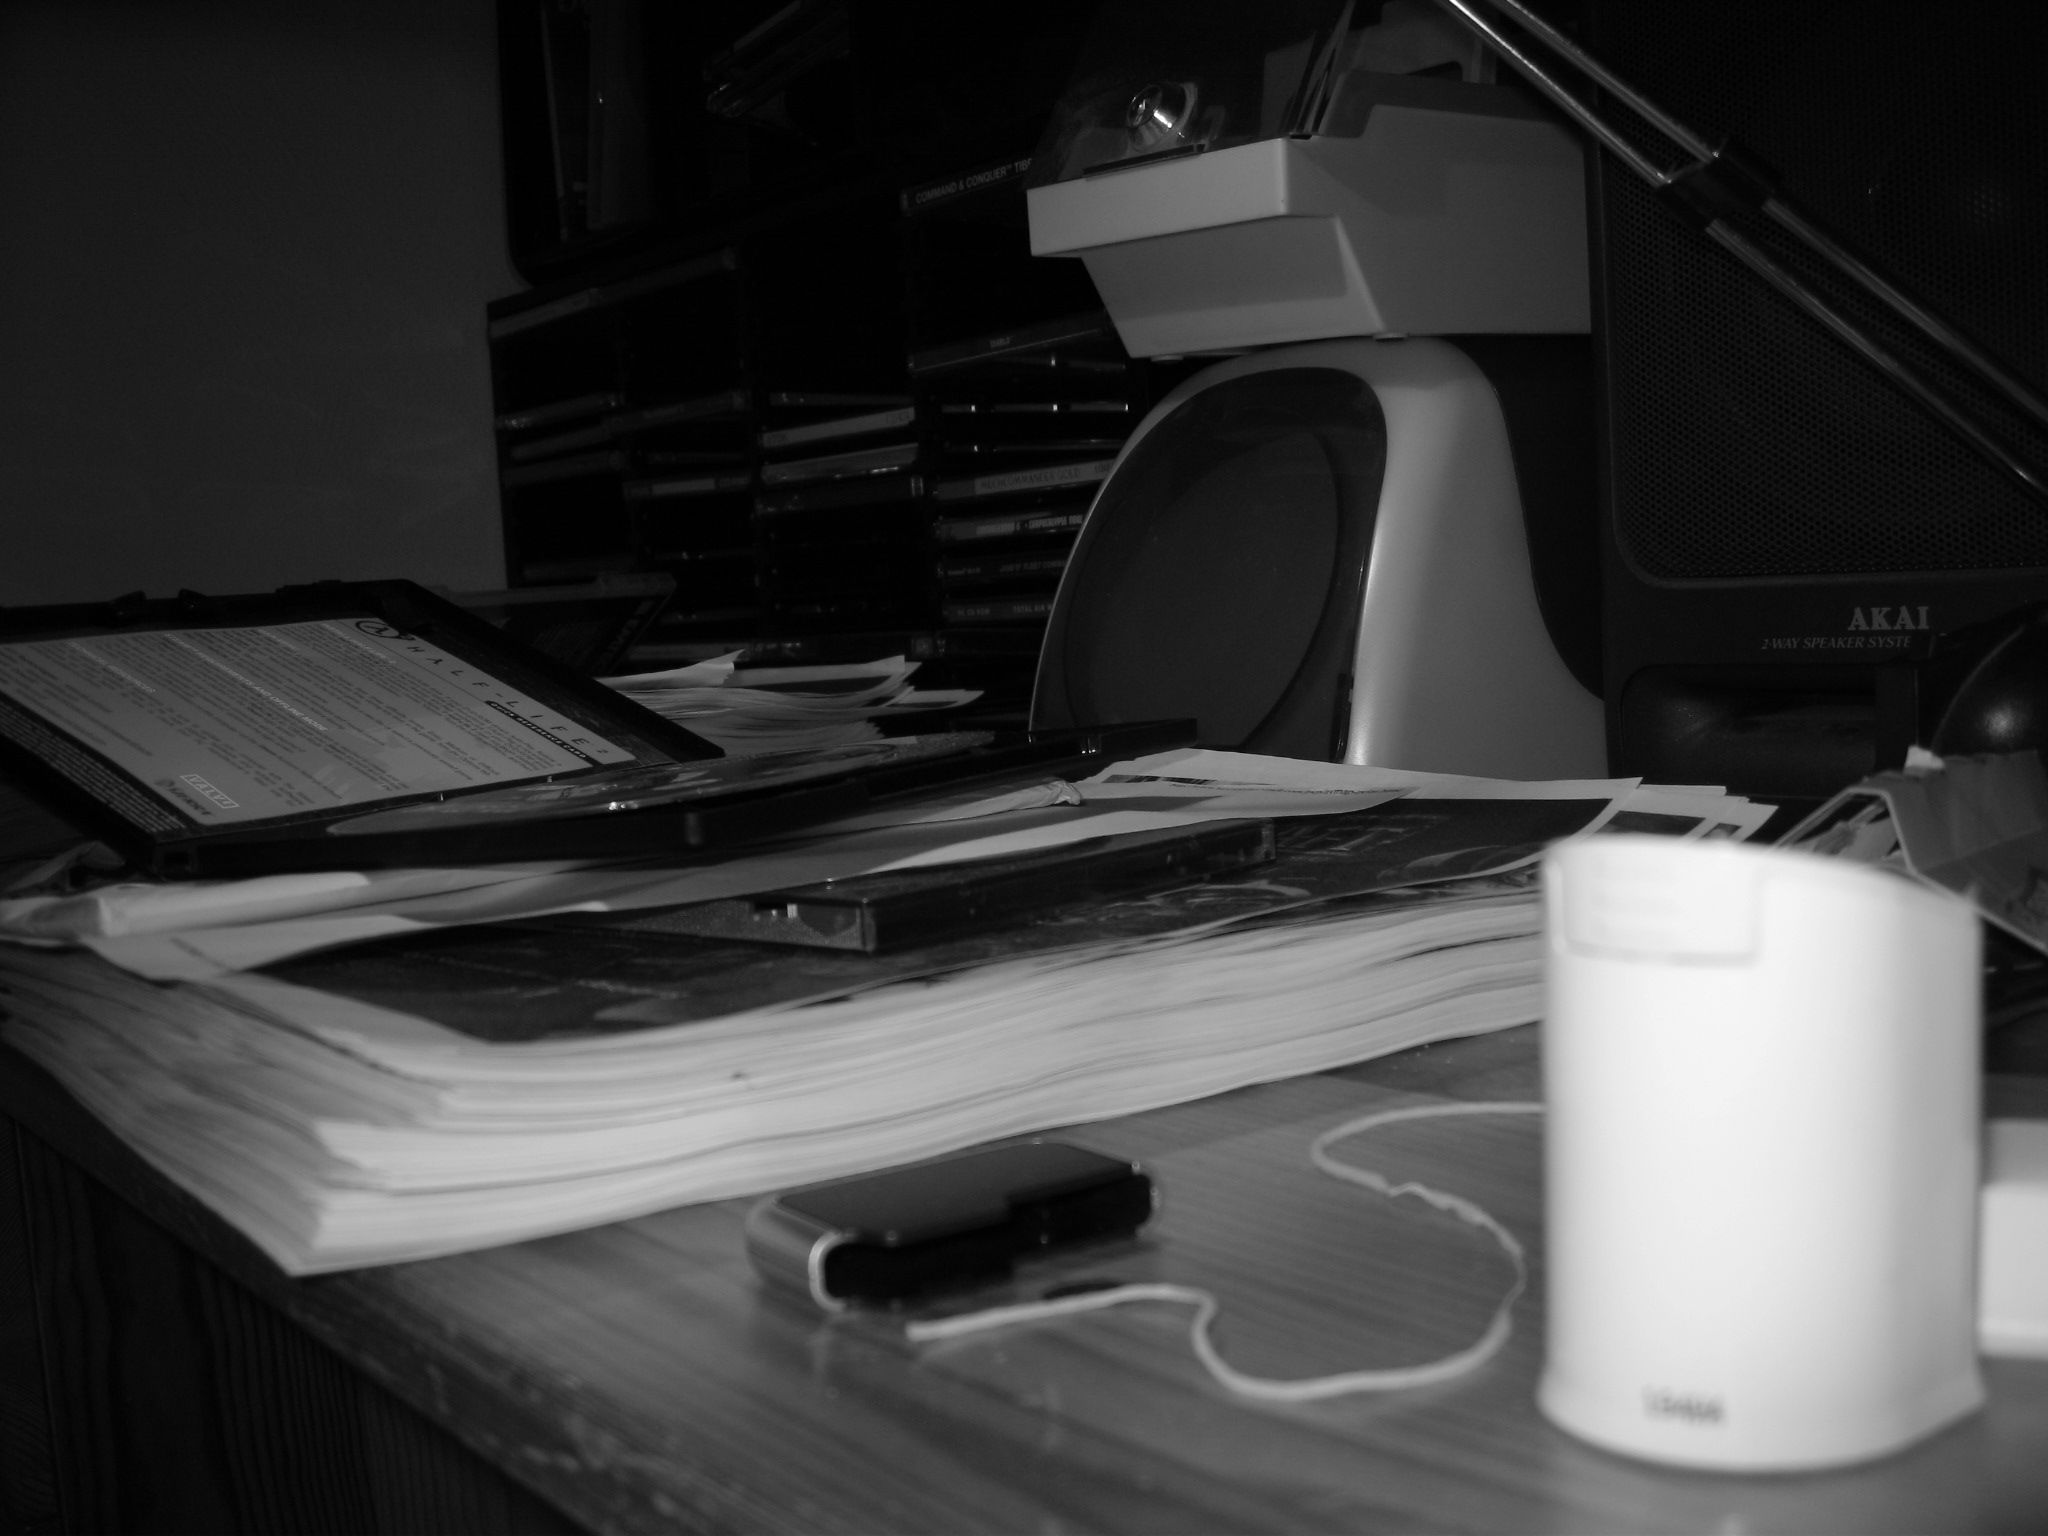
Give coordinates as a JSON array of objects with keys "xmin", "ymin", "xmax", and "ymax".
[
  {"xmin": 1786, "ymin": 750, "xmax": 2048, "ymax": 953},
  {"xmin": 1078, "ymin": 747, "xmax": 1638, "ymax": 802},
  {"xmin": 77, "ymin": 790, "xmax": 1409, "ymax": 980}
]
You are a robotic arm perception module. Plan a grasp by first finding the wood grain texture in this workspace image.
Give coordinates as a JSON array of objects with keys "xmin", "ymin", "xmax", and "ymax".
[
  {"xmin": 0, "ymin": 1089, "xmax": 579, "ymax": 1534},
  {"xmin": 0, "ymin": 1123, "xmax": 63, "ymax": 1534},
  {"xmin": 2, "ymin": 1028, "xmax": 2046, "ymax": 1534}
]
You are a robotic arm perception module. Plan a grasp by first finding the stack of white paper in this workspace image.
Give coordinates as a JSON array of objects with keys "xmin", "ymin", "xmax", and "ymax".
[
  {"xmin": 0, "ymin": 751, "xmax": 1769, "ymax": 1276},
  {"xmin": 0, "ymin": 883, "xmax": 1541, "ymax": 1273}
]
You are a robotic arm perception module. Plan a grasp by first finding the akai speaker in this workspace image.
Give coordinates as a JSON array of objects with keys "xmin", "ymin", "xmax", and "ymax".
[
  {"xmin": 1030, "ymin": 334, "xmax": 1605, "ymax": 777},
  {"xmin": 1588, "ymin": 0, "xmax": 2048, "ymax": 797},
  {"xmin": 1541, "ymin": 835, "xmax": 1984, "ymax": 1470}
]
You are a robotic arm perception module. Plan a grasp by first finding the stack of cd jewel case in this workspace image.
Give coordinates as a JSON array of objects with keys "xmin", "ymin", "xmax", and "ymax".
[{"xmin": 752, "ymin": 390, "xmax": 932, "ymax": 634}]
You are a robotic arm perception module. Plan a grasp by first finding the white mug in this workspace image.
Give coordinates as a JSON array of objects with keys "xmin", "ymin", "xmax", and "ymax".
[{"xmin": 1538, "ymin": 835, "xmax": 1983, "ymax": 1470}]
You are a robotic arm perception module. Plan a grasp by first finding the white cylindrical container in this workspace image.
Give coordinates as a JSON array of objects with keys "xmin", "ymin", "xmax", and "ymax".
[{"xmin": 1539, "ymin": 835, "xmax": 1984, "ymax": 1470}]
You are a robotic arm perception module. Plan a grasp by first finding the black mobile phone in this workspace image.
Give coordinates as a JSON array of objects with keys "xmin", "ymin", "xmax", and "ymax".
[{"xmin": 744, "ymin": 1140, "xmax": 1156, "ymax": 1311}]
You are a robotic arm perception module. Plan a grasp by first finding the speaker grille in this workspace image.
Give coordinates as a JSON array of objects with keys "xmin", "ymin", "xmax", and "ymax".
[{"xmin": 1593, "ymin": 0, "xmax": 2048, "ymax": 581}]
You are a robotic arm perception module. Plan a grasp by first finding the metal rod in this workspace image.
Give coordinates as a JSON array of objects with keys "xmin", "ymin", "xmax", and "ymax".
[
  {"xmin": 1426, "ymin": 0, "xmax": 1671, "ymax": 186},
  {"xmin": 1763, "ymin": 198, "xmax": 2048, "ymax": 431},
  {"xmin": 1428, "ymin": 0, "xmax": 2048, "ymax": 500},
  {"xmin": 1707, "ymin": 220, "xmax": 2048, "ymax": 502},
  {"xmin": 1482, "ymin": 0, "xmax": 1713, "ymax": 160},
  {"xmin": 1446, "ymin": 0, "xmax": 2044, "ymax": 422}
]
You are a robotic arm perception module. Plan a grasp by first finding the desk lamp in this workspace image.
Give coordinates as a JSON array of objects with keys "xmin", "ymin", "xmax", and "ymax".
[{"xmin": 1023, "ymin": 0, "xmax": 1604, "ymax": 776}]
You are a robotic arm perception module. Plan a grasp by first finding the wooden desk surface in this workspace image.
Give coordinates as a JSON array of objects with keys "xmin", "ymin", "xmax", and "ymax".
[{"xmin": 5, "ymin": 1027, "xmax": 2046, "ymax": 1535}]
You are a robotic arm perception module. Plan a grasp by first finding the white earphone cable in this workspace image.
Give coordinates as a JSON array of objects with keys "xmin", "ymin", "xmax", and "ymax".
[{"xmin": 906, "ymin": 1099, "xmax": 1545, "ymax": 1402}]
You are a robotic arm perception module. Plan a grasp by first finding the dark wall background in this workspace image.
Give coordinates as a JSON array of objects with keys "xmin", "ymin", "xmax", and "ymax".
[{"xmin": 0, "ymin": 0, "xmax": 518, "ymax": 606}]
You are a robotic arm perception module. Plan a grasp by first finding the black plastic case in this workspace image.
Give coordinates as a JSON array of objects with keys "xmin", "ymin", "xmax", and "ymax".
[{"xmin": 745, "ymin": 1140, "xmax": 1155, "ymax": 1311}]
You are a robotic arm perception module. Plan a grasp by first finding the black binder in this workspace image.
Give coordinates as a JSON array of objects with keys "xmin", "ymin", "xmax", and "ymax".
[{"xmin": 0, "ymin": 581, "xmax": 1189, "ymax": 877}]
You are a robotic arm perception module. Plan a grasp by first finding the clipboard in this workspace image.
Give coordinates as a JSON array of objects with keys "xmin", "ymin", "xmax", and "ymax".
[{"xmin": 0, "ymin": 581, "xmax": 1190, "ymax": 877}]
